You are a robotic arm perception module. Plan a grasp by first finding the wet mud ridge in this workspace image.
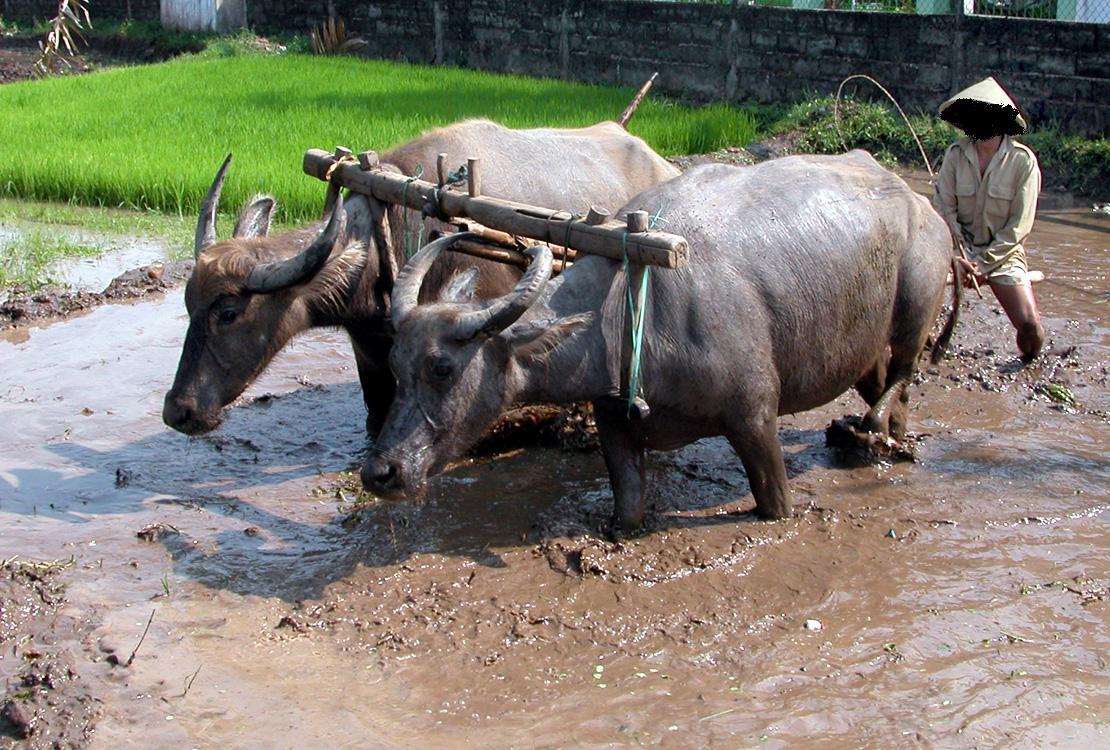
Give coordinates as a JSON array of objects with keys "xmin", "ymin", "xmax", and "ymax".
[{"xmin": 1, "ymin": 260, "xmax": 193, "ymax": 330}]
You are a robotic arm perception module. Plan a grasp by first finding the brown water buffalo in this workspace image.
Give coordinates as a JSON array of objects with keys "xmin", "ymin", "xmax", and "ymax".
[
  {"xmin": 361, "ymin": 152, "xmax": 959, "ymax": 532},
  {"xmin": 162, "ymin": 119, "xmax": 678, "ymax": 436}
]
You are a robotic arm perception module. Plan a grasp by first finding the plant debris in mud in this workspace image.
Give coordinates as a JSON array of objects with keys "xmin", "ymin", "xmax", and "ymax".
[
  {"xmin": 0, "ymin": 259, "xmax": 192, "ymax": 329},
  {"xmin": 135, "ymin": 522, "xmax": 180, "ymax": 543},
  {"xmin": 0, "ymin": 557, "xmax": 96, "ymax": 748}
]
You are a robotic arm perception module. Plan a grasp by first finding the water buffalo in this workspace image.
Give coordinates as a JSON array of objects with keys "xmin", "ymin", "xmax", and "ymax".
[
  {"xmin": 361, "ymin": 152, "xmax": 959, "ymax": 532},
  {"xmin": 162, "ymin": 119, "xmax": 679, "ymax": 436}
]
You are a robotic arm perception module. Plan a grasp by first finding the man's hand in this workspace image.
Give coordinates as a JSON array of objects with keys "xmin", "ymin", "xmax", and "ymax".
[{"xmin": 955, "ymin": 257, "xmax": 984, "ymax": 289}]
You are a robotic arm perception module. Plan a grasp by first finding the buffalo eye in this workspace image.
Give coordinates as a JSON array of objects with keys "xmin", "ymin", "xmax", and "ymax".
[
  {"xmin": 430, "ymin": 357, "xmax": 453, "ymax": 379},
  {"xmin": 217, "ymin": 307, "xmax": 238, "ymax": 325}
]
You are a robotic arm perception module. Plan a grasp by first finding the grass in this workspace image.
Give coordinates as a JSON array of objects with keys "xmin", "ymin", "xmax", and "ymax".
[
  {"xmin": 0, "ymin": 198, "xmax": 202, "ymax": 289},
  {"xmin": 769, "ymin": 96, "xmax": 1110, "ymax": 198},
  {"xmin": 0, "ymin": 52, "xmax": 760, "ymax": 223},
  {"xmin": 0, "ymin": 229, "xmax": 102, "ymax": 289},
  {"xmin": 0, "ymin": 197, "xmax": 197, "ymax": 239}
]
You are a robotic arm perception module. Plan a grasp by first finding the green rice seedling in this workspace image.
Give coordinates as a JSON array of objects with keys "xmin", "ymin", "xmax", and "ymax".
[
  {"xmin": 0, "ymin": 54, "xmax": 765, "ymax": 222},
  {"xmin": 0, "ymin": 197, "xmax": 199, "ymax": 256},
  {"xmin": 0, "ymin": 229, "xmax": 102, "ymax": 289}
]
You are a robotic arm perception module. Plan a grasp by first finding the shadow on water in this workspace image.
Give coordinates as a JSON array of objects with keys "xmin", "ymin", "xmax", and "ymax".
[
  {"xmin": 6, "ymin": 369, "xmax": 870, "ymax": 602},
  {"xmin": 17, "ymin": 365, "xmax": 1104, "ymax": 603}
]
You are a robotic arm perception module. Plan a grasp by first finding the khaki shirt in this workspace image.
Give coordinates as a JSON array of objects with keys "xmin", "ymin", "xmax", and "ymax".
[{"xmin": 933, "ymin": 136, "xmax": 1041, "ymax": 274}]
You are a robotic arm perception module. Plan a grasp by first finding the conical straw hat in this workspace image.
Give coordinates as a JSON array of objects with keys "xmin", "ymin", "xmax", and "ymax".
[{"xmin": 939, "ymin": 77, "xmax": 1027, "ymax": 136}]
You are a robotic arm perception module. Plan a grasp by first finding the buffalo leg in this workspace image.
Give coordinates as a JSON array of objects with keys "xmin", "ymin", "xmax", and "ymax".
[
  {"xmin": 855, "ymin": 352, "xmax": 908, "ymax": 441},
  {"xmin": 854, "ymin": 354, "xmax": 887, "ymax": 408},
  {"xmin": 353, "ymin": 348, "xmax": 395, "ymax": 438},
  {"xmin": 861, "ymin": 352, "xmax": 915, "ymax": 438},
  {"xmin": 726, "ymin": 413, "xmax": 792, "ymax": 520},
  {"xmin": 594, "ymin": 400, "xmax": 647, "ymax": 535}
]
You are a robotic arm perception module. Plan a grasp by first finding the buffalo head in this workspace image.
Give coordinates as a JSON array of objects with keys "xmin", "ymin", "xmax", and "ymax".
[
  {"xmin": 163, "ymin": 155, "xmax": 362, "ymax": 435},
  {"xmin": 361, "ymin": 235, "xmax": 590, "ymax": 499}
]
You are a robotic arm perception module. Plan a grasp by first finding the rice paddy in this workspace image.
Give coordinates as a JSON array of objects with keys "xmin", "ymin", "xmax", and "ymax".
[
  {"xmin": 0, "ymin": 53, "xmax": 761, "ymax": 223},
  {"xmin": 0, "ymin": 229, "xmax": 102, "ymax": 289}
]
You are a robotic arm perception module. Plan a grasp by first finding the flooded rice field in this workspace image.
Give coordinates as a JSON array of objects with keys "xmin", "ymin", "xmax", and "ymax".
[{"xmin": 0, "ymin": 203, "xmax": 1107, "ymax": 748}]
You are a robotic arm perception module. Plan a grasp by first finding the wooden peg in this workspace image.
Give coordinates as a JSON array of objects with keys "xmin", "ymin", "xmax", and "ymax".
[
  {"xmin": 437, "ymin": 153, "xmax": 448, "ymax": 187},
  {"xmin": 585, "ymin": 206, "xmax": 610, "ymax": 226},
  {"xmin": 334, "ymin": 146, "xmax": 353, "ymax": 159},
  {"xmin": 467, "ymin": 157, "xmax": 481, "ymax": 198},
  {"xmin": 626, "ymin": 210, "xmax": 649, "ymax": 234},
  {"xmin": 358, "ymin": 150, "xmax": 379, "ymax": 170}
]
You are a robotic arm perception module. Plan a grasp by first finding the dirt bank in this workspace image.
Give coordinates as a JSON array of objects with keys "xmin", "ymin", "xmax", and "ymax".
[
  {"xmin": 0, "ymin": 260, "xmax": 193, "ymax": 330},
  {"xmin": 0, "ymin": 33, "xmax": 204, "ymax": 86}
]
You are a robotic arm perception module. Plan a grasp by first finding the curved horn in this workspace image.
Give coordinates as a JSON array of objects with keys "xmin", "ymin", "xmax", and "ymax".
[
  {"xmin": 390, "ymin": 231, "xmax": 478, "ymax": 330},
  {"xmin": 195, "ymin": 153, "xmax": 232, "ymax": 258},
  {"xmin": 244, "ymin": 196, "xmax": 346, "ymax": 294},
  {"xmin": 454, "ymin": 245, "xmax": 553, "ymax": 341}
]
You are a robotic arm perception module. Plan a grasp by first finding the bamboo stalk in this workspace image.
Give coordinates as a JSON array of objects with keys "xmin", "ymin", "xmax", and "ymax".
[
  {"xmin": 618, "ymin": 72, "xmax": 658, "ymax": 129},
  {"xmin": 304, "ymin": 149, "xmax": 688, "ymax": 268}
]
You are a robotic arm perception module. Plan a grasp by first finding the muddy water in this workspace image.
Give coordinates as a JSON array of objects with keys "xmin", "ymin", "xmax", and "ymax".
[{"xmin": 1, "ymin": 206, "xmax": 1107, "ymax": 748}]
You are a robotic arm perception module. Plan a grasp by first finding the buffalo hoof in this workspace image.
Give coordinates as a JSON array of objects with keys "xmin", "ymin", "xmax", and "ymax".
[
  {"xmin": 826, "ymin": 415, "xmax": 916, "ymax": 463},
  {"xmin": 754, "ymin": 501, "xmax": 794, "ymax": 521}
]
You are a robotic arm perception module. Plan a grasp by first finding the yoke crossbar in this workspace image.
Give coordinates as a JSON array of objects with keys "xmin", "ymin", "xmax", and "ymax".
[{"xmin": 303, "ymin": 148, "xmax": 688, "ymax": 270}]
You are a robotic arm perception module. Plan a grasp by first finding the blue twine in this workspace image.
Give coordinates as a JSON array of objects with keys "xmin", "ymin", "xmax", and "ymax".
[
  {"xmin": 401, "ymin": 163, "xmax": 425, "ymax": 259},
  {"xmin": 621, "ymin": 206, "xmax": 664, "ymax": 417}
]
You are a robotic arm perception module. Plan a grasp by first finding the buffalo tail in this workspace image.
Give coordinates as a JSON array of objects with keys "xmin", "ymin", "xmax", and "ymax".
[{"xmin": 930, "ymin": 255, "xmax": 962, "ymax": 365}]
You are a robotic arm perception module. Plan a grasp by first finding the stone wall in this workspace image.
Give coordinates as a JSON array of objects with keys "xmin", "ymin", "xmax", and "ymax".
[
  {"xmin": 6, "ymin": 0, "xmax": 1105, "ymax": 134},
  {"xmin": 249, "ymin": 1, "xmax": 1110, "ymax": 136}
]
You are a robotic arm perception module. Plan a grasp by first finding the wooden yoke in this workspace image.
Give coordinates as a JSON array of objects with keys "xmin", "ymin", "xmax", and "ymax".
[{"xmin": 304, "ymin": 148, "xmax": 689, "ymax": 269}]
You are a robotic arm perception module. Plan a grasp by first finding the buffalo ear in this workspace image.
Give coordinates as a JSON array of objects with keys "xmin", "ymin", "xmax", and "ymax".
[
  {"xmin": 440, "ymin": 268, "xmax": 479, "ymax": 303},
  {"xmin": 506, "ymin": 313, "xmax": 593, "ymax": 364},
  {"xmin": 234, "ymin": 195, "xmax": 276, "ymax": 238}
]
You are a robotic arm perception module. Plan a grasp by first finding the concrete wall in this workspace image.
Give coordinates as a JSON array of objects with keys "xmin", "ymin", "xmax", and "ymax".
[
  {"xmin": 5, "ymin": 0, "xmax": 1105, "ymax": 135},
  {"xmin": 161, "ymin": 0, "xmax": 245, "ymax": 32},
  {"xmin": 248, "ymin": 1, "xmax": 1109, "ymax": 136}
]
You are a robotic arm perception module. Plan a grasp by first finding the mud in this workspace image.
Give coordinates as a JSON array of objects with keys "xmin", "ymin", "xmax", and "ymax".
[
  {"xmin": 0, "ymin": 558, "xmax": 97, "ymax": 749},
  {"xmin": 0, "ymin": 34, "xmax": 203, "ymax": 86},
  {"xmin": 0, "ymin": 260, "xmax": 193, "ymax": 330},
  {"xmin": 0, "ymin": 190, "xmax": 1107, "ymax": 749}
]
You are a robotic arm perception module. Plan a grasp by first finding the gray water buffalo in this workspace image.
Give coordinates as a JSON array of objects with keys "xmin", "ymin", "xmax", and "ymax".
[
  {"xmin": 162, "ymin": 119, "xmax": 678, "ymax": 436},
  {"xmin": 361, "ymin": 151, "xmax": 959, "ymax": 532}
]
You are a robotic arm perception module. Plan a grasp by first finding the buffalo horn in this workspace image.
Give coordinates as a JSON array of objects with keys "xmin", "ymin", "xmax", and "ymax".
[
  {"xmin": 244, "ymin": 196, "xmax": 346, "ymax": 294},
  {"xmin": 195, "ymin": 153, "xmax": 233, "ymax": 258},
  {"xmin": 454, "ymin": 245, "xmax": 553, "ymax": 341},
  {"xmin": 390, "ymin": 232, "xmax": 478, "ymax": 330}
]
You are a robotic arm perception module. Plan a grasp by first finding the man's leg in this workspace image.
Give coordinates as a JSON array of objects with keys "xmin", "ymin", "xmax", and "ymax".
[{"xmin": 989, "ymin": 280, "xmax": 1045, "ymax": 360}]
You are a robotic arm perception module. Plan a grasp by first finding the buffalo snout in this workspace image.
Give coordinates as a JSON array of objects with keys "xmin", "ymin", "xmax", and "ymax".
[
  {"xmin": 361, "ymin": 455, "xmax": 406, "ymax": 499},
  {"xmin": 162, "ymin": 392, "xmax": 219, "ymax": 435}
]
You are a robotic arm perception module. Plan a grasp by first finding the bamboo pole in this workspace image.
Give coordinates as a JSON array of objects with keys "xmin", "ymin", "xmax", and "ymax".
[
  {"xmin": 303, "ymin": 148, "xmax": 688, "ymax": 269},
  {"xmin": 618, "ymin": 72, "xmax": 658, "ymax": 129}
]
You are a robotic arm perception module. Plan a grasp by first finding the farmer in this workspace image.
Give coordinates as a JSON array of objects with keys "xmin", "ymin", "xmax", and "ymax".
[{"xmin": 933, "ymin": 77, "xmax": 1046, "ymax": 361}]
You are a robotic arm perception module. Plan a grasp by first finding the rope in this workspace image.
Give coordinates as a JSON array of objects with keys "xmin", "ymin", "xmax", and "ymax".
[
  {"xmin": 621, "ymin": 205, "xmax": 666, "ymax": 417},
  {"xmin": 400, "ymin": 163, "xmax": 425, "ymax": 259},
  {"xmin": 323, "ymin": 153, "xmax": 357, "ymax": 181},
  {"xmin": 834, "ymin": 76, "xmax": 980, "ymax": 297},
  {"xmin": 558, "ymin": 212, "xmax": 582, "ymax": 273},
  {"xmin": 445, "ymin": 164, "xmax": 468, "ymax": 184},
  {"xmin": 833, "ymin": 74, "xmax": 934, "ymax": 178}
]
